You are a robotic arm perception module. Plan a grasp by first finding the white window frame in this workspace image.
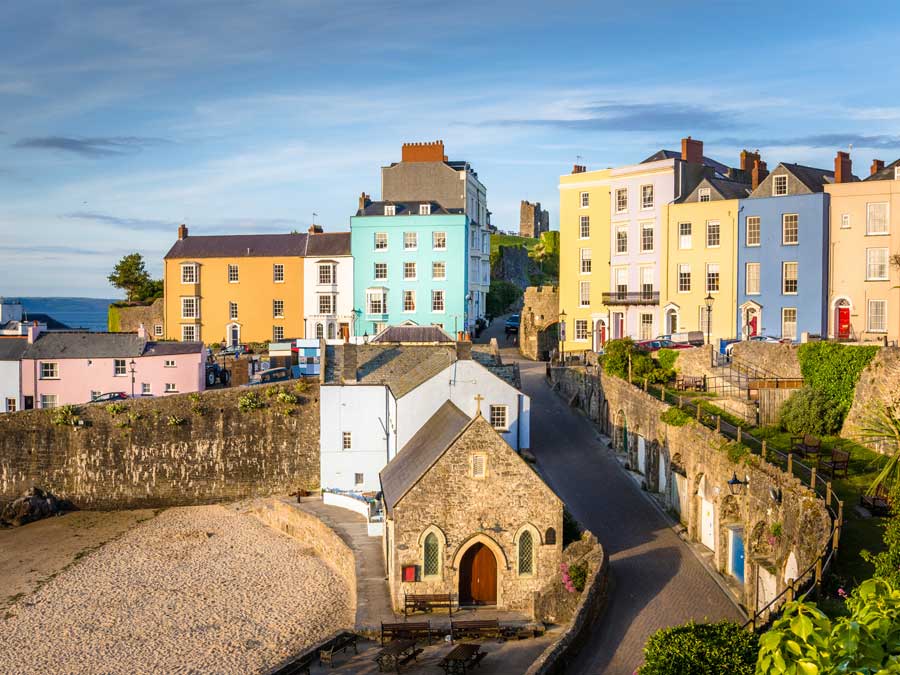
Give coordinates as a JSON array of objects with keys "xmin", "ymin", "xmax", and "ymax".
[
  {"xmin": 489, "ymin": 404, "xmax": 509, "ymax": 430},
  {"xmin": 374, "ymin": 232, "xmax": 388, "ymax": 250},
  {"xmin": 841, "ymin": 214, "xmax": 851, "ymax": 229},
  {"xmin": 6, "ymin": 397, "xmax": 17, "ymax": 412},
  {"xmin": 698, "ymin": 187, "xmax": 711, "ymax": 202},
  {"xmin": 579, "ymin": 216, "xmax": 590, "ymax": 239},
  {"xmin": 679, "ymin": 222, "xmax": 692, "ymax": 249},
  {"xmin": 366, "ymin": 289, "xmax": 386, "ymax": 315},
  {"xmin": 782, "ymin": 308, "xmax": 798, "ymax": 340},
  {"xmin": 746, "ymin": 216, "xmax": 761, "ymax": 246},
  {"xmin": 706, "ymin": 263, "xmax": 720, "ymax": 293},
  {"xmin": 181, "ymin": 296, "xmax": 199, "ymax": 320},
  {"xmin": 164, "ymin": 359, "xmax": 176, "ymax": 368},
  {"xmin": 154, "ymin": 324, "xmax": 163, "ymax": 337},
  {"xmin": 40, "ymin": 362, "xmax": 59, "ymax": 379},
  {"xmin": 229, "ymin": 301, "xmax": 238, "ymax": 321},
  {"xmin": 579, "ymin": 281, "xmax": 590, "ymax": 307},
  {"xmin": 403, "ymin": 290, "xmax": 416, "ymax": 313},
  {"xmin": 640, "ymin": 222, "xmax": 654, "ymax": 252},
  {"xmin": 114, "ymin": 359, "xmax": 127, "ymax": 376},
  {"xmin": 432, "ymin": 261, "xmax": 446, "ymax": 280},
  {"xmin": 706, "ymin": 220, "xmax": 721, "ymax": 248},
  {"xmin": 141, "ymin": 383, "xmax": 151, "ymax": 396},
  {"xmin": 431, "ymin": 290, "xmax": 445, "ymax": 313},
  {"xmin": 227, "ymin": 263, "xmax": 239, "ymax": 283},
  {"xmin": 615, "ymin": 188, "xmax": 628, "ymax": 213},
  {"xmin": 574, "ymin": 319, "xmax": 589, "ymax": 341},
  {"xmin": 318, "ymin": 294, "xmax": 335, "ymax": 315},
  {"xmin": 403, "ymin": 261, "xmax": 417, "ymax": 280},
  {"xmin": 432, "ymin": 231, "xmax": 447, "ymax": 250},
  {"xmin": 181, "ymin": 324, "xmax": 197, "ymax": 342},
  {"xmin": 40, "ymin": 394, "xmax": 58, "ymax": 410},
  {"xmin": 273, "ymin": 299, "xmax": 284, "ymax": 318},
  {"xmin": 418, "ymin": 203, "xmax": 431, "ymax": 215},
  {"xmin": 639, "ymin": 313, "xmax": 653, "ymax": 340},
  {"xmin": 273, "ymin": 263, "xmax": 284, "ymax": 283},
  {"xmin": 580, "ymin": 248, "xmax": 592, "ymax": 274},
  {"xmin": 165, "ymin": 383, "xmax": 177, "ymax": 393},
  {"xmin": 318, "ymin": 263, "xmax": 334, "ymax": 285},
  {"xmin": 782, "ymin": 213, "xmax": 799, "ymax": 245},
  {"xmin": 773, "ymin": 174, "xmax": 788, "ymax": 196},
  {"xmin": 403, "ymin": 231, "xmax": 418, "ymax": 250},
  {"xmin": 678, "ymin": 264, "xmax": 691, "ymax": 293},
  {"xmin": 895, "ymin": 167, "xmax": 900, "ymax": 181},
  {"xmin": 342, "ymin": 431, "xmax": 352, "ymax": 450},
  {"xmin": 580, "ymin": 191, "xmax": 590, "ymax": 208},
  {"xmin": 782, "ymin": 261, "xmax": 798, "ymax": 295},
  {"xmin": 180, "ymin": 263, "xmax": 197, "ymax": 284},
  {"xmin": 272, "ymin": 325, "xmax": 284, "ymax": 341},
  {"xmin": 866, "ymin": 202, "xmax": 890, "ymax": 235},
  {"xmin": 866, "ymin": 248, "xmax": 890, "ymax": 281},
  {"xmin": 867, "ymin": 299, "xmax": 887, "ymax": 333},
  {"xmin": 384, "ymin": 204, "xmax": 396, "ymax": 216},
  {"xmin": 374, "ymin": 262, "xmax": 388, "ymax": 280},
  {"xmin": 641, "ymin": 184, "xmax": 654, "ymax": 209},
  {"xmin": 615, "ymin": 226, "xmax": 628, "ymax": 254},
  {"xmin": 746, "ymin": 262, "xmax": 760, "ymax": 295}
]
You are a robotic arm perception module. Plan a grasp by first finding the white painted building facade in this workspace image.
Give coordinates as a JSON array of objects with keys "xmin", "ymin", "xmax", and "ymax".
[
  {"xmin": 302, "ymin": 242, "xmax": 355, "ymax": 341},
  {"xmin": 0, "ymin": 353, "xmax": 23, "ymax": 412}
]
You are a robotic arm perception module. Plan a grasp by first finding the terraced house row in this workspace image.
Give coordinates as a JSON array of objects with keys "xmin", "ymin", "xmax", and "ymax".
[{"xmin": 559, "ymin": 137, "xmax": 900, "ymax": 353}]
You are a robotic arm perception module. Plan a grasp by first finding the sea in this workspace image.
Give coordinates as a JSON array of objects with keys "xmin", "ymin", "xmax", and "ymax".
[{"xmin": 17, "ymin": 297, "xmax": 119, "ymax": 332}]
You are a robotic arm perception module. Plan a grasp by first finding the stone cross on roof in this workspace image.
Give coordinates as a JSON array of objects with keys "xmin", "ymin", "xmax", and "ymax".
[{"xmin": 474, "ymin": 394, "xmax": 485, "ymax": 415}]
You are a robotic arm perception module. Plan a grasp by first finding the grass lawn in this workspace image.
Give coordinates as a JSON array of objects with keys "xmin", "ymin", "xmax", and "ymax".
[{"xmin": 490, "ymin": 233, "xmax": 536, "ymax": 264}]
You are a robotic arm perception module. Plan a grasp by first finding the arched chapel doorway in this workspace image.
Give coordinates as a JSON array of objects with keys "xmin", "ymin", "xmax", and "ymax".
[{"xmin": 458, "ymin": 542, "xmax": 497, "ymax": 606}]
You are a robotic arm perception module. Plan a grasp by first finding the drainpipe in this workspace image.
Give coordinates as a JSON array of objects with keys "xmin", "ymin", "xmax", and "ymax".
[
  {"xmin": 516, "ymin": 393, "xmax": 522, "ymax": 453},
  {"xmin": 734, "ymin": 205, "xmax": 743, "ymax": 340},
  {"xmin": 385, "ymin": 387, "xmax": 391, "ymax": 463}
]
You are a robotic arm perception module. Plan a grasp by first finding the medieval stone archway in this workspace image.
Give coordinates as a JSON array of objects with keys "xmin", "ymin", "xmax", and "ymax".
[{"xmin": 519, "ymin": 286, "xmax": 560, "ymax": 361}]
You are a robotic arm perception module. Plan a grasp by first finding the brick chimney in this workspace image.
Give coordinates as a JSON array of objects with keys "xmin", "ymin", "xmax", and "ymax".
[
  {"xmin": 341, "ymin": 343, "xmax": 357, "ymax": 383},
  {"xmin": 308, "ymin": 224, "xmax": 323, "ymax": 234},
  {"xmin": 681, "ymin": 136, "xmax": 703, "ymax": 164},
  {"xmin": 358, "ymin": 192, "xmax": 370, "ymax": 212},
  {"xmin": 177, "ymin": 224, "xmax": 188, "ymax": 240},
  {"xmin": 871, "ymin": 159, "xmax": 885, "ymax": 176},
  {"xmin": 401, "ymin": 140, "xmax": 447, "ymax": 163},
  {"xmin": 572, "ymin": 164, "xmax": 586, "ymax": 174},
  {"xmin": 740, "ymin": 149, "xmax": 760, "ymax": 172},
  {"xmin": 752, "ymin": 159, "xmax": 769, "ymax": 190},
  {"xmin": 27, "ymin": 320, "xmax": 41, "ymax": 344},
  {"xmin": 835, "ymin": 151, "xmax": 852, "ymax": 184},
  {"xmin": 137, "ymin": 323, "xmax": 147, "ymax": 340}
]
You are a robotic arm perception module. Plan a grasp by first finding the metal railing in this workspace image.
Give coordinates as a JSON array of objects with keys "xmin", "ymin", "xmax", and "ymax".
[{"xmin": 600, "ymin": 291, "xmax": 660, "ymax": 305}]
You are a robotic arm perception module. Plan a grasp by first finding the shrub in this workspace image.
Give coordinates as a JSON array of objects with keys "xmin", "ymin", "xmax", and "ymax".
[
  {"xmin": 568, "ymin": 561, "xmax": 588, "ymax": 592},
  {"xmin": 862, "ymin": 486, "xmax": 900, "ymax": 587},
  {"xmin": 660, "ymin": 407, "xmax": 692, "ymax": 427},
  {"xmin": 238, "ymin": 391, "xmax": 265, "ymax": 412},
  {"xmin": 166, "ymin": 415, "xmax": 185, "ymax": 426},
  {"xmin": 603, "ymin": 338, "xmax": 636, "ymax": 379},
  {"xmin": 51, "ymin": 405, "xmax": 80, "ymax": 426},
  {"xmin": 486, "ymin": 280, "xmax": 522, "ymax": 317},
  {"xmin": 106, "ymin": 402, "xmax": 128, "ymax": 415},
  {"xmin": 656, "ymin": 348, "xmax": 678, "ymax": 372},
  {"xmin": 798, "ymin": 342, "xmax": 878, "ymax": 421},
  {"xmin": 276, "ymin": 391, "xmax": 299, "ymax": 405},
  {"xmin": 562, "ymin": 507, "xmax": 583, "ymax": 546},
  {"xmin": 188, "ymin": 392, "xmax": 202, "ymax": 403},
  {"xmin": 640, "ymin": 621, "xmax": 758, "ymax": 675},
  {"xmin": 778, "ymin": 386, "xmax": 844, "ymax": 436}
]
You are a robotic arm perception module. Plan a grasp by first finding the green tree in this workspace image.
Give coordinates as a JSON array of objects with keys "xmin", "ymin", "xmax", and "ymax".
[
  {"xmin": 108, "ymin": 253, "xmax": 153, "ymax": 302},
  {"xmin": 756, "ymin": 577, "xmax": 900, "ymax": 674},
  {"xmin": 529, "ymin": 240, "xmax": 548, "ymax": 271},
  {"xmin": 862, "ymin": 488, "xmax": 900, "ymax": 588},
  {"xmin": 778, "ymin": 387, "xmax": 845, "ymax": 437},
  {"xmin": 486, "ymin": 280, "xmax": 521, "ymax": 317},
  {"xmin": 139, "ymin": 278, "xmax": 164, "ymax": 301},
  {"xmin": 855, "ymin": 401, "xmax": 900, "ymax": 494}
]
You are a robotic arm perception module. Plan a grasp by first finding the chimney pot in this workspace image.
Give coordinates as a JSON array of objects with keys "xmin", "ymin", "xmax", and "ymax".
[
  {"xmin": 871, "ymin": 159, "xmax": 885, "ymax": 176},
  {"xmin": 308, "ymin": 224, "xmax": 323, "ymax": 234},
  {"xmin": 137, "ymin": 323, "xmax": 147, "ymax": 340},
  {"xmin": 835, "ymin": 151, "xmax": 852, "ymax": 184},
  {"xmin": 177, "ymin": 224, "xmax": 188, "ymax": 240},
  {"xmin": 681, "ymin": 137, "xmax": 704, "ymax": 164},
  {"xmin": 572, "ymin": 164, "xmax": 586, "ymax": 174}
]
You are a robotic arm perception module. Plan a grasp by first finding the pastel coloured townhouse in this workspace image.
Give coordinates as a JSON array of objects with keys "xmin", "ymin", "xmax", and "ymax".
[
  {"xmin": 301, "ymin": 228, "xmax": 354, "ymax": 341},
  {"xmin": 826, "ymin": 156, "xmax": 900, "ymax": 342},
  {"xmin": 352, "ymin": 142, "xmax": 490, "ymax": 336},
  {"xmin": 319, "ymin": 327, "xmax": 530, "ymax": 492},
  {"xmin": 737, "ymin": 156, "xmax": 836, "ymax": 341},
  {"xmin": 20, "ymin": 325, "xmax": 205, "ymax": 408}
]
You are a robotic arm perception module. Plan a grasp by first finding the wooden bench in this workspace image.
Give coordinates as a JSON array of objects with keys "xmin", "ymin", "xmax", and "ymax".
[
  {"xmin": 819, "ymin": 448, "xmax": 850, "ymax": 479},
  {"xmin": 380, "ymin": 621, "xmax": 432, "ymax": 646},
  {"xmin": 450, "ymin": 619, "xmax": 501, "ymax": 641},
  {"xmin": 404, "ymin": 592, "xmax": 454, "ymax": 617},
  {"xmin": 861, "ymin": 484, "xmax": 893, "ymax": 516},
  {"xmin": 792, "ymin": 434, "xmax": 822, "ymax": 459},
  {"xmin": 319, "ymin": 632, "xmax": 359, "ymax": 669},
  {"xmin": 675, "ymin": 375, "xmax": 704, "ymax": 392},
  {"xmin": 275, "ymin": 651, "xmax": 317, "ymax": 675}
]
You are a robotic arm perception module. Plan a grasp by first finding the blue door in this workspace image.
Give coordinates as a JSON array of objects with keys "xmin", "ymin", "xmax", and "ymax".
[{"xmin": 730, "ymin": 528, "xmax": 745, "ymax": 584}]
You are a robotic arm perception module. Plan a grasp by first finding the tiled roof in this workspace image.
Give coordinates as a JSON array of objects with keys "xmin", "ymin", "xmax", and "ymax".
[
  {"xmin": 325, "ymin": 343, "xmax": 457, "ymax": 398},
  {"xmin": 164, "ymin": 233, "xmax": 308, "ymax": 259},
  {"xmin": 708, "ymin": 177, "xmax": 752, "ymax": 200},
  {"xmin": 380, "ymin": 401, "xmax": 472, "ymax": 515},
  {"xmin": 21, "ymin": 332, "xmax": 203, "ymax": 359},
  {"xmin": 0, "ymin": 337, "xmax": 28, "ymax": 361},
  {"xmin": 356, "ymin": 201, "xmax": 463, "ymax": 217},
  {"xmin": 865, "ymin": 158, "xmax": 900, "ymax": 182},
  {"xmin": 143, "ymin": 341, "xmax": 205, "ymax": 356},
  {"xmin": 370, "ymin": 324, "xmax": 455, "ymax": 344},
  {"xmin": 305, "ymin": 232, "xmax": 351, "ymax": 256},
  {"xmin": 781, "ymin": 163, "xmax": 839, "ymax": 192}
]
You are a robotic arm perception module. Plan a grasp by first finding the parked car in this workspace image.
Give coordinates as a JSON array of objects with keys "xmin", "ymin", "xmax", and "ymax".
[
  {"xmin": 218, "ymin": 344, "xmax": 249, "ymax": 357},
  {"xmin": 635, "ymin": 339, "xmax": 694, "ymax": 352},
  {"xmin": 505, "ymin": 315, "xmax": 520, "ymax": 336},
  {"xmin": 248, "ymin": 367, "xmax": 291, "ymax": 386},
  {"xmin": 725, "ymin": 335, "xmax": 788, "ymax": 356},
  {"xmin": 88, "ymin": 392, "xmax": 129, "ymax": 404},
  {"xmin": 205, "ymin": 362, "xmax": 231, "ymax": 387},
  {"xmin": 670, "ymin": 331, "xmax": 706, "ymax": 347}
]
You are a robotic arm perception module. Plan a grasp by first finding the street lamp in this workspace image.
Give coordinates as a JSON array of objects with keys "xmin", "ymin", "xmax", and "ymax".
[
  {"xmin": 363, "ymin": 331, "xmax": 369, "ymax": 344},
  {"xmin": 727, "ymin": 471, "xmax": 749, "ymax": 496},
  {"xmin": 704, "ymin": 293, "xmax": 715, "ymax": 347},
  {"xmin": 129, "ymin": 359, "xmax": 136, "ymax": 398},
  {"xmin": 558, "ymin": 309, "xmax": 567, "ymax": 365}
]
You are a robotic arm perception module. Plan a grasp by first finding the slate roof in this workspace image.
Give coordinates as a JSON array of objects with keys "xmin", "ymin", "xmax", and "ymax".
[
  {"xmin": 1, "ymin": 313, "xmax": 71, "ymax": 332},
  {"xmin": 370, "ymin": 324, "xmax": 454, "ymax": 344},
  {"xmin": 0, "ymin": 337, "xmax": 28, "ymax": 361},
  {"xmin": 324, "ymin": 343, "xmax": 457, "ymax": 398},
  {"xmin": 380, "ymin": 401, "xmax": 472, "ymax": 515},
  {"xmin": 356, "ymin": 201, "xmax": 464, "ymax": 217},
  {"xmin": 865, "ymin": 158, "xmax": 900, "ymax": 182},
  {"xmin": 305, "ymin": 232, "xmax": 351, "ymax": 257},
  {"xmin": 641, "ymin": 149, "xmax": 730, "ymax": 175},
  {"xmin": 21, "ymin": 332, "xmax": 203, "ymax": 359},
  {"xmin": 164, "ymin": 233, "xmax": 309, "ymax": 259},
  {"xmin": 781, "ymin": 162, "xmax": 838, "ymax": 192}
]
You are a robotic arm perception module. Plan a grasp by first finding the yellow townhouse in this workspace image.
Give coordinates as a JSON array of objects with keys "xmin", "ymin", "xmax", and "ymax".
[
  {"xmin": 826, "ymin": 156, "xmax": 900, "ymax": 343},
  {"xmin": 163, "ymin": 225, "xmax": 306, "ymax": 345},
  {"xmin": 559, "ymin": 164, "xmax": 612, "ymax": 354}
]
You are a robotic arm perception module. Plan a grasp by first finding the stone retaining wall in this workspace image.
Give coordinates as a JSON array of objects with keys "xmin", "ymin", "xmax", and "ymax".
[
  {"xmin": 842, "ymin": 346, "xmax": 900, "ymax": 453},
  {"xmin": 730, "ymin": 341, "xmax": 801, "ymax": 378}
]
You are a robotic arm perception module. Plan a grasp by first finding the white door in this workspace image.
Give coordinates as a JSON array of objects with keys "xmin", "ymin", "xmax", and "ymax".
[
  {"xmin": 637, "ymin": 436, "xmax": 646, "ymax": 474},
  {"xmin": 700, "ymin": 497, "xmax": 716, "ymax": 550},
  {"xmin": 758, "ymin": 567, "xmax": 777, "ymax": 613},
  {"xmin": 673, "ymin": 473, "xmax": 688, "ymax": 521},
  {"xmin": 658, "ymin": 456, "xmax": 667, "ymax": 495}
]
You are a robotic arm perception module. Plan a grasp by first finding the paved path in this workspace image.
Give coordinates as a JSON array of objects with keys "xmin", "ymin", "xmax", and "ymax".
[{"xmin": 477, "ymin": 318, "xmax": 743, "ymax": 674}]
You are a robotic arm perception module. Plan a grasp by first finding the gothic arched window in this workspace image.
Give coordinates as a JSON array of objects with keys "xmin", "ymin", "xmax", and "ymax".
[
  {"xmin": 518, "ymin": 530, "xmax": 534, "ymax": 575},
  {"xmin": 423, "ymin": 532, "xmax": 439, "ymax": 577}
]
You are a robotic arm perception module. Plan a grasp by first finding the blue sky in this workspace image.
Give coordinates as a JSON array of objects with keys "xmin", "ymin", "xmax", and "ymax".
[{"xmin": 2, "ymin": 0, "xmax": 900, "ymax": 297}]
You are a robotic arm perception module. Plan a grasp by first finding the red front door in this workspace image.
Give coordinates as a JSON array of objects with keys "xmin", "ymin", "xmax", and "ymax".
[{"xmin": 838, "ymin": 307, "xmax": 851, "ymax": 339}]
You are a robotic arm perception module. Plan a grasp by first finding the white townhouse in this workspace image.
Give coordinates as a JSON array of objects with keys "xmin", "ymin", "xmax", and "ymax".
[
  {"xmin": 303, "ymin": 229, "xmax": 356, "ymax": 341},
  {"xmin": 0, "ymin": 337, "xmax": 27, "ymax": 412},
  {"xmin": 319, "ymin": 329, "xmax": 530, "ymax": 492}
]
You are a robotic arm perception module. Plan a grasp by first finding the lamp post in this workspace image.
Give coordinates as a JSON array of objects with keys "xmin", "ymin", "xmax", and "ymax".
[
  {"xmin": 363, "ymin": 331, "xmax": 369, "ymax": 344},
  {"xmin": 704, "ymin": 293, "xmax": 715, "ymax": 347},
  {"xmin": 727, "ymin": 471, "xmax": 749, "ymax": 496},
  {"xmin": 129, "ymin": 359, "xmax": 136, "ymax": 398},
  {"xmin": 558, "ymin": 309, "xmax": 567, "ymax": 365}
]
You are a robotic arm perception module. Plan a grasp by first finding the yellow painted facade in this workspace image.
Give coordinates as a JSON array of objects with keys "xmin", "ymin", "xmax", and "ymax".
[
  {"xmin": 826, "ymin": 178, "xmax": 900, "ymax": 343},
  {"xmin": 163, "ymin": 256, "xmax": 305, "ymax": 345},
  {"xmin": 663, "ymin": 200, "xmax": 740, "ymax": 344},
  {"xmin": 559, "ymin": 168, "xmax": 611, "ymax": 353}
]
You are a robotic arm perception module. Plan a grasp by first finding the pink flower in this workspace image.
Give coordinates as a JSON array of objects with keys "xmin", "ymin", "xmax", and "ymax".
[{"xmin": 837, "ymin": 588, "xmax": 847, "ymax": 598}]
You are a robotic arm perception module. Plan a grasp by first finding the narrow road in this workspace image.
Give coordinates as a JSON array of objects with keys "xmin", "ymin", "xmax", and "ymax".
[{"xmin": 477, "ymin": 318, "xmax": 743, "ymax": 674}]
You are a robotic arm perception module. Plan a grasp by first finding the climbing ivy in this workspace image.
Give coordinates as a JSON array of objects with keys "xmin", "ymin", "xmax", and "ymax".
[{"xmin": 797, "ymin": 342, "xmax": 878, "ymax": 421}]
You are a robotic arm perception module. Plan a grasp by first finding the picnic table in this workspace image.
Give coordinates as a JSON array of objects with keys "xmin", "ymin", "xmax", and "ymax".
[
  {"xmin": 375, "ymin": 638, "xmax": 422, "ymax": 673},
  {"xmin": 439, "ymin": 643, "xmax": 486, "ymax": 674}
]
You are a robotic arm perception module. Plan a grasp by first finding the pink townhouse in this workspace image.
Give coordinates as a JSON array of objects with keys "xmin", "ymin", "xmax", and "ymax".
[{"xmin": 20, "ymin": 324, "xmax": 205, "ymax": 409}]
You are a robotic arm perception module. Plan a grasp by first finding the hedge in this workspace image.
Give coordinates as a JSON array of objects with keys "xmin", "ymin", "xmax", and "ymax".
[{"xmin": 639, "ymin": 621, "xmax": 758, "ymax": 675}]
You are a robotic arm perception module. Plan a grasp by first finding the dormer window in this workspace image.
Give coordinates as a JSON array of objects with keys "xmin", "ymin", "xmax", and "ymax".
[
  {"xmin": 698, "ymin": 187, "xmax": 711, "ymax": 202},
  {"xmin": 419, "ymin": 203, "xmax": 432, "ymax": 215},
  {"xmin": 773, "ymin": 174, "xmax": 788, "ymax": 196},
  {"xmin": 384, "ymin": 204, "xmax": 396, "ymax": 216}
]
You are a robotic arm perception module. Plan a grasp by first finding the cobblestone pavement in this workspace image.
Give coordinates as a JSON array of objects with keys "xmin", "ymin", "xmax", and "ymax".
[{"xmin": 477, "ymin": 319, "xmax": 743, "ymax": 674}]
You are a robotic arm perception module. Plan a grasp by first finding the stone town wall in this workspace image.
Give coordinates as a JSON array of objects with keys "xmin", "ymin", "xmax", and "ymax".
[
  {"xmin": 388, "ymin": 418, "xmax": 564, "ymax": 616},
  {"xmin": 730, "ymin": 342, "xmax": 802, "ymax": 378},
  {"xmin": 252, "ymin": 498, "xmax": 356, "ymax": 625},
  {"xmin": 842, "ymin": 346, "xmax": 900, "ymax": 453},
  {"xmin": 0, "ymin": 383, "xmax": 320, "ymax": 510},
  {"xmin": 550, "ymin": 366, "xmax": 832, "ymax": 616},
  {"xmin": 108, "ymin": 298, "xmax": 164, "ymax": 333},
  {"xmin": 492, "ymin": 245, "xmax": 534, "ymax": 290},
  {"xmin": 672, "ymin": 344, "xmax": 716, "ymax": 379},
  {"xmin": 520, "ymin": 286, "xmax": 559, "ymax": 361}
]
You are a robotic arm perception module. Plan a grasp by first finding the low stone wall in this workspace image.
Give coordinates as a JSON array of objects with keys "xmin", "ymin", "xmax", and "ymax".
[
  {"xmin": 0, "ymin": 383, "xmax": 320, "ymax": 510},
  {"xmin": 526, "ymin": 531, "xmax": 609, "ymax": 675},
  {"xmin": 730, "ymin": 342, "xmax": 802, "ymax": 378},
  {"xmin": 842, "ymin": 346, "xmax": 899, "ymax": 453},
  {"xmin": 674, "ymin": 344, "xmax": 716, "ymax": 379},
  {"xmin": 252, "ymin": 498, "xmax": 357, "ymax": 623},
  {"xmin": 550, "ymin": 366, "xmax": 832, "ymax": 617},
  {"xmin": 108, "ymin": 298, "xmax": 164, "ymax": 333}
]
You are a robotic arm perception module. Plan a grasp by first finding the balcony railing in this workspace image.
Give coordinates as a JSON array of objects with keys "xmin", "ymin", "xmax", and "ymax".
[{"xmin": 601, "ymin": 290, "xmax": 659, "ymax": 305}]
